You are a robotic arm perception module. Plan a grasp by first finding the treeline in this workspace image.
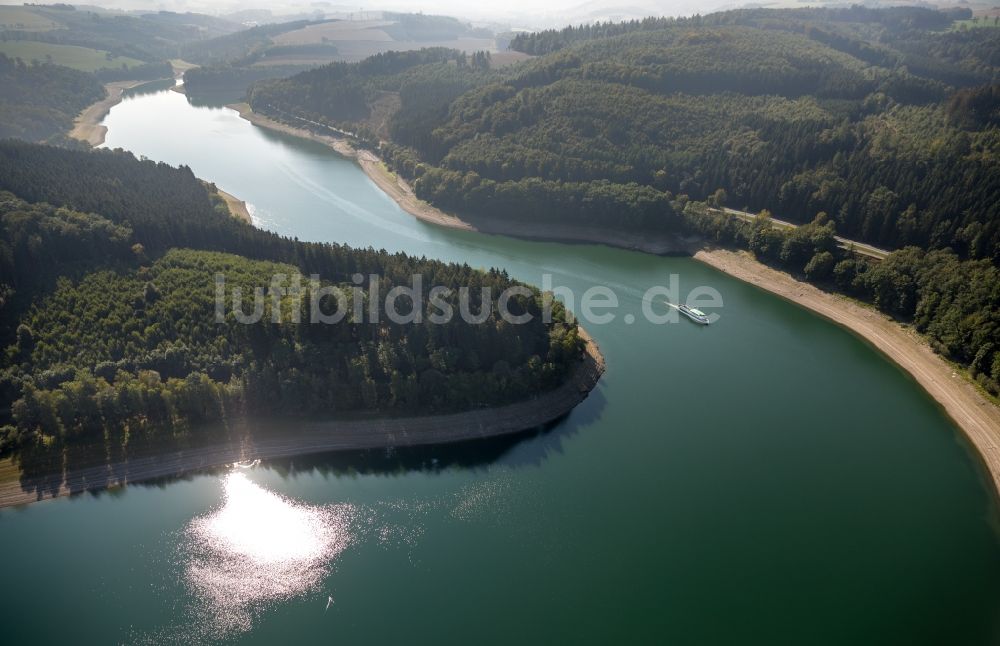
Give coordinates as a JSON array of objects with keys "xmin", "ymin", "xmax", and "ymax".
[
  {"xmin": 252, "ymin": 9, "xmax": 1000, "ymax": 262},
  {"xmin": 178, "ymin": 20, "xmax": 344, "ymax": 103},
  {"xmin": 557, "ymin": 28, "xmax": 879, "ymax": 99},
  {"xmin": 0, "ymin": 54, "xmax": 105, "ymax": 143},
  {"xmin": 179, "ymin": 19, "xmax": 312, "ymax": 66},
  {"xmin": 0, "ymin": 139, "xmax": 248, "ymax": 262},
  {"xmin": 95, "ymin": 60, "xmax": 173, "ymax": 83},
  {"xmin": 247, "ymin": 7, "xmax": 1000, "ymax": 397},
  {"xmin": 0, "ymin": 143, "xmax": 582, "ymax": 459},
  {"xmin": 0, "ymin": 140, "xmax": 446, "ymax": 314},
  {"xmin": 682, "ymin": 202, "xmax": 1000, "ymax": 396},
  {"xmin": 248, "ymin": 47, "xmax": 495, "ymax": 144},
  {"xmin": 421, "ymin": 19, "xmax": 1000, "ymax": 260},
  {"xmin": 406, "ymin": 162, "xmax": 676, "ymax": 230},
  {"xmin": 264, "ymin": 43, "xmax": 340, "ymax": 58},
  {"xmin": 422, "ymin": 88, "xmax": 998, "ymax": 261},
  {"xmin": 510, "ymin": 6, "xmax": 992, "ymax": 88},
  {"xmin": 510, "ymin": 16, "xmax": 683, "ymax": 55},
  {"xmin": 381, "ymin": 12, "xmax": 492, "ymax": 42},
  {"xmin": 2, "ymin": 247, "xmax": 577, "ymax": 454},
  {"xmin": 183, "ymin": 64, "xmax": 313, "ymax": 96},
  {"xmin": 249, "ymin": 48, "xmax": 475, "ymax": 123},
  {"xmin": 510, "ymin": 6, "xmax": 962, "ymax": 55}
]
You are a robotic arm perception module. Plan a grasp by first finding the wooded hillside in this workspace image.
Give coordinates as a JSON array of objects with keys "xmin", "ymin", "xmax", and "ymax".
[
  {"xmin": 0, "ymin": 142, "xmax": 581, "ymax": 461},
  {"xmin": 245, "ymin": 6, "xmax": 1000, "ymax": 395}
]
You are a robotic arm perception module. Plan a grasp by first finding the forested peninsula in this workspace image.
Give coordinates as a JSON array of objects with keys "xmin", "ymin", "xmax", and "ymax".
[
  {"xmin": 245, "ymin": 6, "xmax": 1000, "ymax": 399},
  {"xmin": 0, "ymin": 142, "xmax": 597, "ymax": 501}
]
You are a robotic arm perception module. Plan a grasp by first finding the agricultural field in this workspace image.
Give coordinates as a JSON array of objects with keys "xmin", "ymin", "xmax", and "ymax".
[
  {"xmin": 0, "ymin": 5, "xmax": 63, "ymax": 31},
  {"xmin": 0, "ymin": 40, "xmax": 144, "ymax": 72},
  {"xmin": 270, "ymin": 19, "xmax": 395, "ymax": 45},
  {"xmin": 949, "ymin": 17, "xmax": 1000, "ymax": 30},
  {"xmin": 268, "ymin": 17, "xmax": 497, "ymax": 63},
  {"xmin": 489, "ymin": 50, "xmax": 533, "ymax": 67}
]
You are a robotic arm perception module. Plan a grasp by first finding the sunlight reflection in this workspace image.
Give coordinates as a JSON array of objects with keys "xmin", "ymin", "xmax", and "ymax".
[{"xmin": 183, "ymin": 472, "xmax": 354, "ymax": 636}]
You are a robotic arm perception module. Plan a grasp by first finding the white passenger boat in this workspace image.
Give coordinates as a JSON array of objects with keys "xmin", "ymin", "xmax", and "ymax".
[{"xmin": 677, "ymin": 304, "xmax": 711, "ymax": 325}]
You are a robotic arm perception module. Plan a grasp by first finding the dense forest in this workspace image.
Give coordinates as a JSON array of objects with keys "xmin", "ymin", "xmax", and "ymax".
[
  {"xmin": 0, "ymin": 53, "xmax": 105, "ymax": 143},
  {"xmin": 94, "ymin": 61, "xmax": 173, "ymax": 83},
  {"xmin": 252, "ymin": 6, "xmax": 1000, "ymax": 257},
  {"xmin": 183, "ymin": 63, "xmax": 315, "ymax": 97},
  {"xmin": 248, "ymin": 47, "xmax": 498, "ymax": 144},
  {"xmin": 246, "ymin": 6, "xmax": 1000, "ymax": 396},
  {"xmin": 0, "ymin": 142, "xmax": 582, "ymax": 461},
  {"xmin": 179, "ymin": 19, "xmax": 341, "ymax": 102}
]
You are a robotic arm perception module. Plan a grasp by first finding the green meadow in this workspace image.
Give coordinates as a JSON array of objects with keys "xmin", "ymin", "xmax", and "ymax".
[
  {"xmin": 0, "ymin": 6, "xmax": 61, "ymax": 31},
  {"xmin": 0, "ymin": 40, "xmax": 144, "ymax": 72}
]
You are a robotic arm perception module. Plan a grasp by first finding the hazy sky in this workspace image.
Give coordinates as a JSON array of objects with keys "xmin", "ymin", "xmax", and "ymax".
[{"xmin": 67, "ymin": 0, "xmax": 742, "ymax": 27}]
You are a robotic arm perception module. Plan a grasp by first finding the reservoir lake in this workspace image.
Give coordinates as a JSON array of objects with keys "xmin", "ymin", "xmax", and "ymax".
[{"xmin": 2, "ymin": 86, "xmax": 998, "ymax": 644}]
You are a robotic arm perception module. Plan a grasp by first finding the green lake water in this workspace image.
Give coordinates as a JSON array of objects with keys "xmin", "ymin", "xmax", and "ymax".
[{"xmin": 1, "ymin": 88, "xmax": 999, "ymax": 644}]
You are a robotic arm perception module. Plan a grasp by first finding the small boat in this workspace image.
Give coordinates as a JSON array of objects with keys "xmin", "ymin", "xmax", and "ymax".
[{"xmin": 677, "ymin": 304, "xmax": 711, "ymax": 325}]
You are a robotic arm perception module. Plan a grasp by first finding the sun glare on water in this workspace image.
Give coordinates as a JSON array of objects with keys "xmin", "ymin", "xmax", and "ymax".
[
  {"xmin": 182, "ymin": 471, "xmax": 354, "ymax": 636},
  {"xmin": 200, "ymin": 472, "xmax": 331, "ymax": 562}
]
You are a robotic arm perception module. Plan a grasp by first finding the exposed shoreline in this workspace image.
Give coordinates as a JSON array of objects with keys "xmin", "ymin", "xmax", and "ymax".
[
  {"xmin": 228, "ymin": 103, "xmax": 693, "ymax": 254},
  {"xmin": 0, "ymin": 331, "xmax": 604, "ymax": 509},
  {"xmin": 69, "ymin": 61, "xmax": 192, "ymax": 148},
  {"xmin": 229, "ymin": 102, "xmax": 1000, "ymax": 497},
  {"xmin": 694, "ymin": 248, "xmax": 1000, "ymax": 494},
  {"xmin": 69, "ymin": 80, "xmax": 147, "ymax": 147},
  {"xmin": 215, "ymin": 186, "xmax": 252, "ymax": 223}
]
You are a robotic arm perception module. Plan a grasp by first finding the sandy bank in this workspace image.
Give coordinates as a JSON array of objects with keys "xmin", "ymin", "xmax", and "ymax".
[
  {"xmin": 0, "ymin": 331, "xmax": 604, "ymax": 509},
  {"xmin": 229, "ymin": 103, "xmax": 693, "ymax": 254},
  {"xmin": 169, "ymin": 59, "xmax": 198, "ymax": 75},
  {"xmin": 233, "ymin": 103, "xmax": 1000, "ymax": 497},
  {"xmin": 69, "ymin": 80, "xmax": 146, "ymax": 147},
  {"xmin": 216, "ymin": 186, "xmax": 252, "ymax": 223},
  {"xmin": 695, "ymin": 248, "xmax": 1000, "ymax": 494},
  {"xmin": 71, "ymin": 62, "xmax": 192, "ymax": 147}
]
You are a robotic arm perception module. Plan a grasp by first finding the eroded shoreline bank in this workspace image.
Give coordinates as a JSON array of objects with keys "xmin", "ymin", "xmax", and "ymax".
[
  {"xmin": 228, "ymin": 103, "xmax": 693, "ymax": 254},
  {"xmin": 215, "ymin": 186, "xmax": 252, "ymax": 223},
  {"xmin": 70, "ymin": 62, "xmax": 193, "ymax": 148},
  {"xmin": 694, "ymin": 248, "xmax": 1000, "ymax": 495},
  {"xmin": 228, "ymin": 102, "xmax": 1000, "ymax": 497},
  {"xmin": 0, "ymin": 331, "xmax": 604, "ymax": 509},
  {"xmin": 69, "ymin": 80, "xmax": 147, "ymax": 147}
]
